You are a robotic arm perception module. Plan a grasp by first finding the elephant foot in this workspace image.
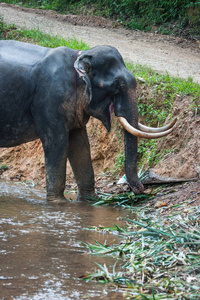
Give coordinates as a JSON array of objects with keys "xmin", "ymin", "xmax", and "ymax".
[
  {"xmin": 47, "ymin": 194, "xmax": 68, "ymax": 204},
  {"xmin": 77, "ymin": 190, "xmax": 98, "ymax": 202}
]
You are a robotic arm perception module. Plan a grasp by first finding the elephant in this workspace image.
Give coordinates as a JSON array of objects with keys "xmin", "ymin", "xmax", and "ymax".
[{"xmin": 0, "ymin": 40, "xmax": 176, "ymax": 203}]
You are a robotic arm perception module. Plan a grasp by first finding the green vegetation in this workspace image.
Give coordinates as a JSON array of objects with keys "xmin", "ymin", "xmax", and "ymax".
[
  {"xmin": 93, "ymin": 191, "xmax": 151, "ymax": 206},
  {"xmin": 0, "ymin": 18, "xmax": 89, "ymax": 49},
  {"xmin": 82, "ymin": 203, "xmax": 200, "ymax": 299},
  {"xmin": 0, "ymin": 163, "xmax": 9, "ymax": 172},
  {"xmin": 3, "ymin": 0, "xmax": 200, "ymax": 37}
]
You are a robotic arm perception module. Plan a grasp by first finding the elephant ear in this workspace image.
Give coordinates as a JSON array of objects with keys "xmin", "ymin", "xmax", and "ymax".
[{"xmin": 74, "ymin": 54, "xmax": 92, "ymax": 101}]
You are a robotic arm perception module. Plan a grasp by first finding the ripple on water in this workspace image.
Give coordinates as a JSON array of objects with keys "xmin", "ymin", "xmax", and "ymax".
[{"xmin": 0, "ymin": 181, "xmax": 127, "ymax": 299}]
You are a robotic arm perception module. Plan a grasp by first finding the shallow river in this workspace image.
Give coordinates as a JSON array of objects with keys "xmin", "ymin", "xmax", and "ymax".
[{"xmin": 0, "ymin": 181, "xmax": 130, "ymax": 299}]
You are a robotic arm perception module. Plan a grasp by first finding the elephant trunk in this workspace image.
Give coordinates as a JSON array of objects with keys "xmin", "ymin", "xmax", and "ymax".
[
  {"xmin": 114, "ymin": 88, "xmax": 144, "ymax": 194},
  {"xmin": 124, "ymin": 129, "xmax": 144, "ymax": 194},
  {"xmin": 123, "ymin": 88, "xmax": 144, "ymax": 194}
]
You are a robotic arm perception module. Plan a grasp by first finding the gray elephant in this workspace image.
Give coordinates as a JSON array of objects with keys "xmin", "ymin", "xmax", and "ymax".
[{"xmin": 0, "ymin": 40, "xmax": 176, "ymax": 203}]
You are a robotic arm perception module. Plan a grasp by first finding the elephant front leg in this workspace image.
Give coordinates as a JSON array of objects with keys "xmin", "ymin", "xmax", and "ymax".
[{"xmin": 68, "ymin": 127, "xmax": 96, "ymax": 201}]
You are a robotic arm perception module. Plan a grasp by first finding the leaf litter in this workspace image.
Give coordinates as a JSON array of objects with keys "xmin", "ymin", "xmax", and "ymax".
[{"xmin": 80, "ymin": 191, "xmax": 200, "ymax": 299}]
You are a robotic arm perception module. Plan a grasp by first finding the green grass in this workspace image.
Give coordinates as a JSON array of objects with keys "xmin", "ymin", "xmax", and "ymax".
[
  {"xmin": 0, "ymin": 19, "xmax": 89, "ymax": 50},
  {"xmin": 126, "ymin": 63, "xmax": 200, "ymax": 103},
  {"xmin": 81, "ymin": 204, "xmax": 200, "ymax": 299},
  {"xmin": 0, "ymin": 163, "xmax": 9, "ymax": 171}
]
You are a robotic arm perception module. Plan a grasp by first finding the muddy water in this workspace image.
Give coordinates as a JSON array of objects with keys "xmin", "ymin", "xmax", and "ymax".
[{"xmin": 0, "ymin": 181, "xmax": 130, "ymax": 299}]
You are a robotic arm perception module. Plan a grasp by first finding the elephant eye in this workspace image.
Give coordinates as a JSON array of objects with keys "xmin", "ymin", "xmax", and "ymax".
[
  {"xmin": 112, "ymin": 79, "xmax": 126, "ymax": 94},
  {"xmin": 119, "ymin": 81, "xmax": 126, "ymax": 90}
]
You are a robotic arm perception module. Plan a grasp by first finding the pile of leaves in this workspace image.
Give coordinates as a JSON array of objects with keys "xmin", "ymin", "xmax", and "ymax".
[{"xmin": 81, "ymin": 200, "xmax": 200, "ymax": 299}]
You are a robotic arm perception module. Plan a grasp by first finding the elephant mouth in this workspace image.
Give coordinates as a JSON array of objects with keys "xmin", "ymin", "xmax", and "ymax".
[{"xmin": 109, "ymin": 102, "xmax": 114, "ymax": 122}]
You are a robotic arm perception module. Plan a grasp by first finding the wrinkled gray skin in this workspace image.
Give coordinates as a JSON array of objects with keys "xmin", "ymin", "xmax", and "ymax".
[{"xmin": 0, "ymin": 40, "xmax": 144, "ymax": 203}]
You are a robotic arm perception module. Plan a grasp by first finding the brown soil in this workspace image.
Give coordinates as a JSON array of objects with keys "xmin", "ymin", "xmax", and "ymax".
[{"xmin": 0, "ymin": 4, "xmax": 200, "ymax": 208}]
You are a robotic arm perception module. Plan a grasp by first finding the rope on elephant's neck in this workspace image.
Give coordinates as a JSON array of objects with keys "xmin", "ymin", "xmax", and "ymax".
[{"xmin": 75, "ymin": 50, "xmax": 81, "ymax": 126}]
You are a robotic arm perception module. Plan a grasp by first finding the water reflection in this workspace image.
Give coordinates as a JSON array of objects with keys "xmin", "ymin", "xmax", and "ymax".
[{"xmin": 0, "ymin": 181, "xmax": 130, "ymax": 299}]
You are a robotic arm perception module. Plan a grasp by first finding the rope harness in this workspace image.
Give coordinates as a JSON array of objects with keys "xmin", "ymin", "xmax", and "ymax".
[{"xmin": 74, "ymin": 50, "xmax": 81, "ymax": 126}]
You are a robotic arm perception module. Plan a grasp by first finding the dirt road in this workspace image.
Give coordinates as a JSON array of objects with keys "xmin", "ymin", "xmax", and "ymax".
[{"xmin": 1, "ymin": 3, "xmax": 200, "ymax": 83}]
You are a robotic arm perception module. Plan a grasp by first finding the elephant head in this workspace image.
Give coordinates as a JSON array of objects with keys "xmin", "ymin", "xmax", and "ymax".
[{"xmin": 74, "ymin": 46, "xmax": 176, "ymax": 194}]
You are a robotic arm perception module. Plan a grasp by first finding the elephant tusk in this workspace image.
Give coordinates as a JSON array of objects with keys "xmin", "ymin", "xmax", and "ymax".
[
  {"xmin": 118, "ymin": 117, "xmax": 176, "ymax": 139},
  {"xmin": 138, "ymin": 118, "xmax": 177, "ymax": 133}
]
